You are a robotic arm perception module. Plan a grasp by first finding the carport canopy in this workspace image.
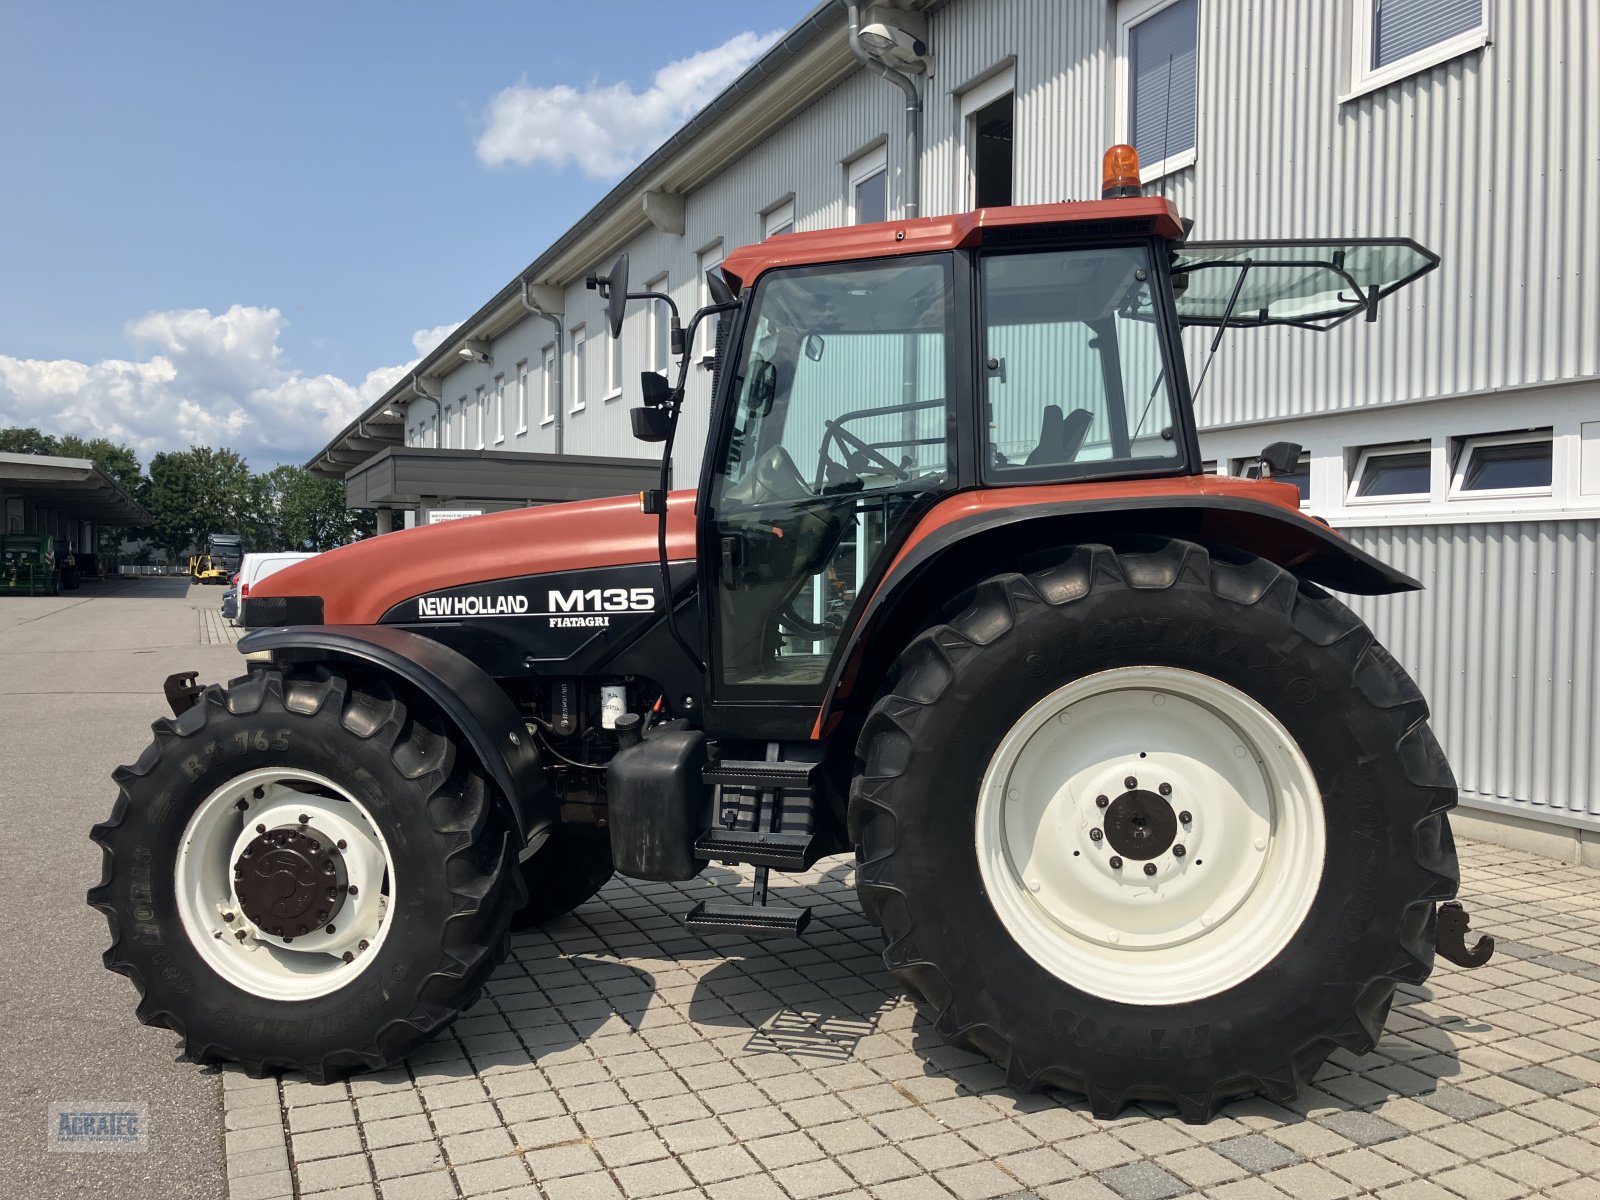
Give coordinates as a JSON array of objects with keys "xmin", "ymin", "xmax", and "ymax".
[{"xmin": 0, "ymin": 451, "xmax": 151, "ymax": 526}]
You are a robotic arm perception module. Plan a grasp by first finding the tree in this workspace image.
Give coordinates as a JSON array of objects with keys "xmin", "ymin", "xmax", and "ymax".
[
  {"xmin": 0, "ymin": 426, "xmax": 59, "ymax": 455},
  {"xmin": 144, "ymin": 446, "xmax": 253, "ymax": 561},
  {"xmin": 269, "ymin": 466, "xmax": 371, "ymax": 551}
]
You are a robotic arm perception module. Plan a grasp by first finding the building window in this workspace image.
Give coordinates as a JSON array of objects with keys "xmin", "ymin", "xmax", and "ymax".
[
  {"xmin": 493, "ymin": 375, "xmax": 506, "ymax": 443},
  {"xmin": 1450, "ymin": 430, "xmax": 1553, "ymax": 498},
  {"xmin": 847, "ymin": 145, "xmax": 888, "ymax": 224},
  {"xmin": 763, "ymin": 199, "xmax": 795, "ymax": 239},
  {"xmin": 516, "ymin": 361, "xmax": 529, "ymax": 433},
  {"xmin": 646, "ymin": 273, "xmax": 670, "ymax": 374},
  {"xmin": 570, "ymin": 325, "xmax": 586, "ymax": 414},
  {"xmin": 1350, "ymin": 0, "xmax": 1487, "ymax": 98},
  {"xmin": 1349, "ymin": 442, "xmax": 1431, "ymax": 502},
  {"xmin": 698, "ymin": 243, "xmax": 724, "ymax": 367},
  {"xmin": 540, "ymin": 344, "xmax": 555, "ymax": 425},
  {"xmin": 473, "ymin": 385, "xmax": 486, "ymax": 448},
  {"xmin": 605, "ymin": 320, "xmax": 623, "ymax": 400},
  {"xmin": 1233, "ymin": 450, "xmax": 1311, "ymax": 505},
  {"xmin": 1116, "ymin": 0, "xmax": 1199, "ymax": 179},
  {"xmin": 961, "ymin": 67, "xmax": 1015, "ymax": 208}
]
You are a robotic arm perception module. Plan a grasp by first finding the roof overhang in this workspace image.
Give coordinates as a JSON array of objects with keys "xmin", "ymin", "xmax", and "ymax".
[
  {"xmin": 0, "ymin": 452, "xmax": 152, "ymax": 525},
  {"xmin": 342, "ymin": 446, "xmax": 662, "ymax": 509}
]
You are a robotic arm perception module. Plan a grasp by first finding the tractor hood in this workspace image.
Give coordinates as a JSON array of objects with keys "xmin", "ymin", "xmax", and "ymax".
[{"xmin": 250, "ymin": 490, "xmax": 696, "ymax": 626}]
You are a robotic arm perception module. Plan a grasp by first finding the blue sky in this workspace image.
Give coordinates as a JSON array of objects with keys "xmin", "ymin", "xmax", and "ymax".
[{"xmin": 0, "ymin": 1, "xmax": 810, "ymax": 466}]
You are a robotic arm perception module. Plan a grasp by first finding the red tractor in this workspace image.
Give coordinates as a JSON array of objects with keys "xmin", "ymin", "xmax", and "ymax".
[{"xmin": 90, "ymin": 150, "xmax": 1492, "ymax": 1121}]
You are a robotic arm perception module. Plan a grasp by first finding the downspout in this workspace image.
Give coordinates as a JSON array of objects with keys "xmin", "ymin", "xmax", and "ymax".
[
  {"xmin": 409, "ymin": 374, "xmax": 443, "ymax": 448},
  {"xmin": 847, "ymin": 3, "xmax": 921, "ymax": 218},
  {"xmin": 521, "ymin": 279, "xmax": 565, "ymax": 455}
]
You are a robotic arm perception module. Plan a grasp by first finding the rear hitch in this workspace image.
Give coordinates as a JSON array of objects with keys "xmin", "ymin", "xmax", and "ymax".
[
  {"xmin": 1436, "ymin": 901, "xmax": 1495, "ymax": 969},
  {"xmin": 163, "ymin": 671, "xmax": 203, "ymax": 718}
]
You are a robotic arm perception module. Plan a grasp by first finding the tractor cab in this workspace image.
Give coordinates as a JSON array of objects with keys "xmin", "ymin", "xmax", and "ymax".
[{"xmin": 601, "ymin": 149, "xmax": 1437, "ymax": 738}]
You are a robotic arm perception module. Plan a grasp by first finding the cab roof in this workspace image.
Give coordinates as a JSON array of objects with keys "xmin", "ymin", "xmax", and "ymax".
[{"xmin": 721, "ymin": 197, "xmax": 1184, "ymax": 289}]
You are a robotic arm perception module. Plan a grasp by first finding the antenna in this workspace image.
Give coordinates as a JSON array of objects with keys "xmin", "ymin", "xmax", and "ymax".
[{"xmin": 1158, "ymin": 52, "xmax": 1174, "ymax": 201}]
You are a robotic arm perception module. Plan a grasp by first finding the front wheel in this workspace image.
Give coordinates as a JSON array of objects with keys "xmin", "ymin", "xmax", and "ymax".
[
  {"xmin": 88, "ymin": 667, "xmax": 524, "ymax": 1081},
  {"xmin": 850, "ymin": 540, "xmax": 1458, "ymax": 1122}
]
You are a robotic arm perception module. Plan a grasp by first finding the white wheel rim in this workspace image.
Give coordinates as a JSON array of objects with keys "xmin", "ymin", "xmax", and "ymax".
[
  {"xmin": 175, "ymin": 767, "xmax": 395, "ymax": 1001},
  {"xmin": 976, "ymin": 666, "xmax": 1324, "ymax": 1005}
]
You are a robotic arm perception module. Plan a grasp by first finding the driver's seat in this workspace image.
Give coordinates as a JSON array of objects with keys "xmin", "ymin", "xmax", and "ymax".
[{"xmin": 1025, "ymin": 404, "xmax": 1094, "ymax": 467}]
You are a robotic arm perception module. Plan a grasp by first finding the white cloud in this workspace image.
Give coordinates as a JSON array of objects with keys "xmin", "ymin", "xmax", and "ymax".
[
  {"xmin": 411, "ymin": 322, "xmax": 459, "ymax": 357},
  {"xmin": 476, "ymin": 29, "xmax": 783, "ymax": 177},
  {"xmin": 0, "ymin": 305, "xmax": 437, "ymax": 468}
]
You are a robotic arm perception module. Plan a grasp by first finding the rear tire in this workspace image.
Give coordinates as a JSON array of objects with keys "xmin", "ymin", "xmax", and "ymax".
[
  {"xmin": 88, "ymin": 667, "xmax": 524, "ymax": 1081},
  {"xmin": 511, "ymin": 825, "xmax": 614, "ymax": 928},
  {"xmin": 850, "ymin": 539, "xmax": 1457, "ymax": 1122}
]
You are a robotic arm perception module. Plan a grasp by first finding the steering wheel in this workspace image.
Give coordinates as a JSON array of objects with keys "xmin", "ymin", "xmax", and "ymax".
[
  {"xmin": 721, "ymin": 444, "xmax": 811, "ymax": 506},
  {"xmin": 817, "ymin": 418, "xmax": 910, "ymax": 490}
]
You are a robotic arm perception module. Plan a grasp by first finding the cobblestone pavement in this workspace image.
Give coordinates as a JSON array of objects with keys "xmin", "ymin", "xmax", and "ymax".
[{"xmin": 222, "ymin": 840, "xmax": 1600, "ymax": 1200}]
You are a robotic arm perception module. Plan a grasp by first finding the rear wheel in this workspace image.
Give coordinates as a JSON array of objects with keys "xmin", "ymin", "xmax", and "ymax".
[
  {"xmin": 850, "ymin": 539, "xmax": 1458, "ymax": 1121},
  {"xmin": 89, "ymin": 667, "xmax": 524, "ymax": 1081},
  {"xmin": 512, "ymin": 824, "xmax": 614, "ymax": 928}
]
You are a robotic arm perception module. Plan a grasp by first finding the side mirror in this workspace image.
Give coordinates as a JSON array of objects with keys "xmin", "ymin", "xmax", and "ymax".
[
  {"xmin": 704, "ymin": 266, "xmax": 737, "ymax": 307},
  {"xmin": 803, "ymin": 333, "xmax": 825, "ymax": 362},
  {"xmin": 639, "ymin": 370, "xmax": 671, "ymax": 408},
  {"xmin": 1257, "ymin": 441, "xmax": 1303, "ymax": 478},
  {"xmin": 631, "ymin": 407, "xmax": 672, "ymax": 443},
  {"xmin": 605, "ymin": 253, "xmax": 629, "ymax": 339}
]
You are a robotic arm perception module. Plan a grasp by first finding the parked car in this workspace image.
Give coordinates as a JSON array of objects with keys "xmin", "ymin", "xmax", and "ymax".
[
  {"xmin": 220, "ymin": 575, "xmax": 240, "ymax": 622},
  {"xmin": 235, "ymin": 552, "xmax": 318, "ymax": 625}
]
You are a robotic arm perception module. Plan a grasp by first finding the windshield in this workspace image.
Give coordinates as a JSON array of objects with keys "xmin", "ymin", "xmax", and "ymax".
[{"xmin": 981, "ymin": 244, "xmax": 1182, "ymax": 481}]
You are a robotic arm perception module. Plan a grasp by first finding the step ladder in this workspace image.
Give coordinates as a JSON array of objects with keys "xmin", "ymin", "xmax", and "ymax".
[{"xmin": 684, "ymin": 746, "xmax": 818, "ymax": 940}]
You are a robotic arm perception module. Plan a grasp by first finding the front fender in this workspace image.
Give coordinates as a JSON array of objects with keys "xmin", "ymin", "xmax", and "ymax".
[
  {"xmin": 237, "ymin": 624, "xmax": 553, "ymax": 849},
  {"xmin": 815, "ymin": 494, "xmax": 1420, "ymax": 737}
]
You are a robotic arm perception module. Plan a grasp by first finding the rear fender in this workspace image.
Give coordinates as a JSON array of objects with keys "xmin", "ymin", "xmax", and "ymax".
[
  {"xmin": 816, "ymin": 495, "xmax": 1420, "ymax": 736},
  {"xmin": 237, "ymin": 624, "xmax": 554, "ymax": 850}
]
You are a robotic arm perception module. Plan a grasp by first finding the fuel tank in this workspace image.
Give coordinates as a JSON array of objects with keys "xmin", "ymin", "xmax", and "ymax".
[{"xmin": 251, "ymin": 490, "xmax": 696, "ymax": 626}]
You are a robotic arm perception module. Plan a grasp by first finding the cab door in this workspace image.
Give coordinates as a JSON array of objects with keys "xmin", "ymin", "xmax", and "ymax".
[{"xmin": 699, "ymin": 253, "xmax": 958, "ymax": 735}]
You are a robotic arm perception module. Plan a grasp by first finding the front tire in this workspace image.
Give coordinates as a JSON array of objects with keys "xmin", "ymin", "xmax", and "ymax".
[
  {"xmin": 88, "ymin": 667, "xmax": 524, "ymax": 1081},
  {"xmin": 850, "ymin": 540, "xmax": 1458, "ymax": 1122}
]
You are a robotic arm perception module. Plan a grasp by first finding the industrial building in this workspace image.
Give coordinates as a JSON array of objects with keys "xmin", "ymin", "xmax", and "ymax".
[
  {"xmin": 0, "ymin": 450, "xmax": 151, "ymax": 555},
  {"xmin": 310, "ymin": 0, "xmax": 1599, "ymax": 852}
]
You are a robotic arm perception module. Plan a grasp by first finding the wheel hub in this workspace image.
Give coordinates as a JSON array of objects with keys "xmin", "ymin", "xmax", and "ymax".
[
  {"xmin": 1102, "ymin": 788, "xmax": 1177, "ymax": 861},
  {"xmin": 234, "ymin": 824, "xmax": 348, "ymax": 938}
]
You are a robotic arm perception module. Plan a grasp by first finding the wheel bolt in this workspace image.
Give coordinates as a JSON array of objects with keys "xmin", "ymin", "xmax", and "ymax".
[
  {"xmin": 253, "ymin": 786, "xmax": 264, "ymax": 798},
  {"xmin": 316, "ymin": 910, "xmax": 329, "ymax": 924},
  {"xmin": 358, "ymin": 939, "xmax": 369, "ymax": 950},
  {"xmin": 1096, "ymin": 795, "xmax": 1109, "ymax": 809},
  {"xmin": 1173, "ymin": 844, "xmax": 1186, "ymax": 858},
  {"xmin": 1159, "ymin": 782, "xmax": 1172, "ymax": 796},
  {"xmin": 337, "ymin": 839, "xmax": 347, "ymax": 851},
  {"xmin": 326, "ymin": 887, "xmax": 339, "ymax": 900},
  {"xmin": 235, "ymin": 930, "xmax": 247, "ymax": 941},
  {"xmin": 255, "ymin": 824, "xmax": 266, "ymax": 834},
  {"xmin": 325, "ymin": 924, "xmax": 336, "ymax": 935},
  {"xmin": 1179, "ymin": 811, "xmax": 1192, "ymax": 823},
  {"xmin": 1089, "ymin": 828, "xmax": 1103, "ymax": 842},
  {"xmin": 347, "ymin": 885, "xmax": 359, "ymax": 896},
  {"xmin": 235, "ymin": 798, "xmax": 249, "ymax": 811},
  {"xmin": 1143, "ymin": 863, "xmax": 1158, "ymax": 876},
  {"xmin": 1124, "ymin": 776, "xmax": 1138, "ymax": 789},
  {"xmin": 299, "ymin": 813, "xmax": 311, "ymax": 825},
  {"xmin": 1108, "ymin": 856, "xmax": 1123, "ymax": 870},
  {"xmin": 342, "ymin": 951, "xmax": 354, "ymax": 963},
  {"xmin": 223, "ymin": 912, "xmax": 235, "ymax": 923},
  {"xmin": 282, "ymin": 936, "xmax": 293, "ymax": 944}
]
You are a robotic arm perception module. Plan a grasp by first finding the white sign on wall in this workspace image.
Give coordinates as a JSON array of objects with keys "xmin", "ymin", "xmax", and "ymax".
[{"xmin": 428, "ymin": 509, "xmax": 483, "ymax": 524}]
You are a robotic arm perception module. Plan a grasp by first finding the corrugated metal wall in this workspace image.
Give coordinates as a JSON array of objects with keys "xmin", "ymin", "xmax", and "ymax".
[
  {"xmin": 1345, "ymin": 520, "xmax": 1600, "ymax": 823},
  {"xmin": 923, "ymin": 0, "xmax": 1598, "ymax": 427}
]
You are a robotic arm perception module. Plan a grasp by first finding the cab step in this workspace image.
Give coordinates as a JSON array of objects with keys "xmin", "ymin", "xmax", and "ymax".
[
  {"xmin": 693, "ymin": 828, "xmax": 815, "ymax": 870},
  {"xmin": 701, "ymin": 759, "xmax": 819, "ymax": 791},
  {"xmin": 684, "ymin": 899, "xmax": 812, "ymax": 940}
]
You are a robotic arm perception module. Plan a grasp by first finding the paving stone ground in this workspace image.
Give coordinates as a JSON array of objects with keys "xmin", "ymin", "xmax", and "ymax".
[{"xmin": 222, "ymin": 840, "xmax": 1600, "ymax": 1200}]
